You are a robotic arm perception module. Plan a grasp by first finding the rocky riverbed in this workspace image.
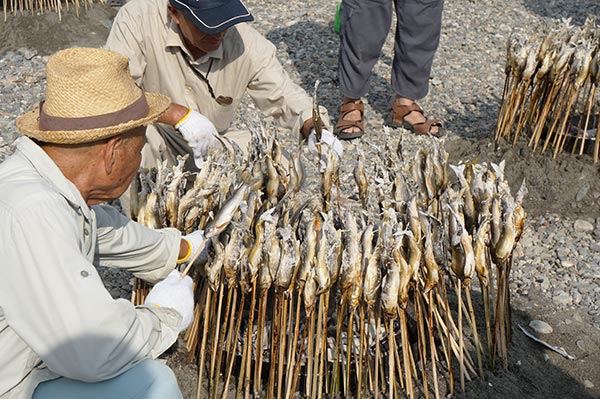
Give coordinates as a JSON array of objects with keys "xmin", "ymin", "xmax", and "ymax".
[{"xmin": 1, "ymin": 0, "xmax": 599, "ymax": 397}]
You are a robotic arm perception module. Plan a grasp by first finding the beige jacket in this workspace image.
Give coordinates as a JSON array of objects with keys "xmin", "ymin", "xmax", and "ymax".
[
  {"xmin": 0, "ymin": 137, "xmax": 182, "ymax": 398},
  {"xmin": 105, "ymin": 0, "xmax": 330, "ymax": 137}
]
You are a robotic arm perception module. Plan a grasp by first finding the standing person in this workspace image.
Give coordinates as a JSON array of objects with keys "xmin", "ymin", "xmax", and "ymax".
[
  {"xmin": 0, "ymin": 47, "xmax": 208, "ymax": 399},
  {"xmin": 105, "ymin": 0, "xmax": 342, "ymax": 173},
  {"xmin": 334, "ymin": 0, "xmax": 444, "ymax": 139}
]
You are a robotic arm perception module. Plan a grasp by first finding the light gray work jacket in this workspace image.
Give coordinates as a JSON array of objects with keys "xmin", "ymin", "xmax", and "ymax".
[{"xmin": 0, "ymin": 137, "xmax": 182, "ymax": 398}]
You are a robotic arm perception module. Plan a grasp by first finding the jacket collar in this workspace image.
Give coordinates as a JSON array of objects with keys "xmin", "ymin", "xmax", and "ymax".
[{"xmin": 15, "ymin": 137, "xmax": 92, "ymax": 219}]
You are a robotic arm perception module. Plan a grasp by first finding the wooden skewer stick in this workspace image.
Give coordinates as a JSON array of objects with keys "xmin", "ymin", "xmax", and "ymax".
[
  {"xmin": 465, "ymin": 285, "xmax": 485, "ymax": 377},
  {"xmin": 243, "ymin": 280, "xmax": 258, "ymax": 399},
  {"xmin": 180, "ymin": 237, "xmax": 210, "ymax": 279},
  {"xmin": 209, "ymin": 283, "xmax": 226, "ymax": 397},
  {"xmin": 594, "ymin": 106, "xmax": 600, "ymax": 163},
  {"xmin": 579, "ymin": 84, "xmax": 596, "ymax": 155},
  {"xmin": 196, "ymin": 289, "xmax": 212, "ymax": 399},
  {"xmin": 221, "ymin": 292, "xmax": 245, "ymax": 399}
]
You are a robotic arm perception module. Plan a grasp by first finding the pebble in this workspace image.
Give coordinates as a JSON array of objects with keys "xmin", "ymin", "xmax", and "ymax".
[
  {"xmin": 583, "ymin": 380, "xmax": 595, "ymax": 389},
  {"xmin": 575, "ymin": 183, "xmax": 590, "ymax": 202},
  {"xmin": 560, "ymin": 260, "xmax": 575, "ymax": 268},
  {"xmin": 552, "ymin": 291, "xmax": 572, "ymax": 306},
  {"xmin": 529, "ymin": 320, "xmax": 553, "ymax": 334},
  {"xmin": 574, "ymin": 219, "xmax": 594, "ymax": 233}
]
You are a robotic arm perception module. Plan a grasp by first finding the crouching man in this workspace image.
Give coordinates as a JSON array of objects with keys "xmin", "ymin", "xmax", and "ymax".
[{"xmin": 0, "ymin": 47, "xmax": 207, "ymax": 399}]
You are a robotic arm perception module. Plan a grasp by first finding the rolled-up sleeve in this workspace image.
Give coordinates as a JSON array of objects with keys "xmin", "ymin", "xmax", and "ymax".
[
  {"xmin": 244, "ymin": 28, "xmax": 331, "ymax": 135},
  {"xmin": 104, "ymin": 5, "xmax": 147, "ymax": 85},
  {"xmin": 94, "ymin": 204, "xmax": 181, "ymax": 283}
]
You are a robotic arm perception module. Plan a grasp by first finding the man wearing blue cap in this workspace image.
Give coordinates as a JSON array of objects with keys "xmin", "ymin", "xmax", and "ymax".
[{"xmin": 106, "ymin": 0, "xmax": 342, "ymax": 175}]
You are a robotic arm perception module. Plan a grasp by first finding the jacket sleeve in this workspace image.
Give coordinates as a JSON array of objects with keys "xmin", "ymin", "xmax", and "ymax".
[
  {"xmin": 243, "ymin": 27, "xmax": 332, "ymax": 136},
  {"xmin": 0, "ymin": 200, "xmax": 180, "ymax": 383},
  {"xmin": 104, "ymin": 5, "xmax": 147, "ymax": 85},
  {"xmin": 93, "ymin": 204, "xmax": 181, "ymax": 284}
]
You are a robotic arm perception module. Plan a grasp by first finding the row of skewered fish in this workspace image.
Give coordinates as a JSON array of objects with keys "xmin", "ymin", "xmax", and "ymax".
[
  {"xmin": 496, "ymin": 17, "xmax": 600, "ymax": 161},
  {"xmin": 131, "ymin": 121, "xmax": 526, "ymax": 399}
]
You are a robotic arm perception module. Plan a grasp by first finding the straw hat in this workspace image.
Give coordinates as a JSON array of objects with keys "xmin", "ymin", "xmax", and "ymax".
[{"xmin": 16, "ymin": 47, "xmax": 171, "ymax": 144}]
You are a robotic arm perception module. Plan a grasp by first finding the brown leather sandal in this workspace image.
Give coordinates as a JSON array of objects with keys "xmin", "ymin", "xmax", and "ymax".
[
  {"xmin": 334, "ymin": 99, "xmax": 365, "ymax": 140},
  {"xmin": 389, "ymin": 100, "xmax": 443, "ymax": 136}
]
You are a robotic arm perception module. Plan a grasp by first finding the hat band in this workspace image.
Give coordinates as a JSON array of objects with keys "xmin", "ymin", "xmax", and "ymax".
[{"xmin": 38, "ymin": 95, "xmax": 150, "ymax": 131}]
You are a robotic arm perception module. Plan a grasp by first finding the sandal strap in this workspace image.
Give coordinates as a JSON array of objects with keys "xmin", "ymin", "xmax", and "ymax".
[
  {"xmin": 410, "ymin": 118, "xmax": 443, "ymax": 135},
  {"xmin": 340, "ymin": 100, "xmax": 364, "ymax": 114},
  {"xmin": 391, "ymin": 101, "xmax": 424, "ymax": 122},
  {"xmin": 335, "ymin": 118, "xmax": 364, "ymax": 130},
  {"xmin": 335, "ymin": 99, "xmax": 365, "ymax": 136}
]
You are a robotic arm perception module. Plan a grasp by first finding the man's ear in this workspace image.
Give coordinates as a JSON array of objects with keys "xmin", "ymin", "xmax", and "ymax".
[
  {"xmin": 103, "ymin": 135, "xmax": 123, "ymax": 176},
  {"xmin": 168, "ymin": 4, "xmax": 180, "ymax": 24}
]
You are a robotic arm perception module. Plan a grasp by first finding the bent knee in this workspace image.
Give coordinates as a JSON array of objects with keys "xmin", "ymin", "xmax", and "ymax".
[{"xmin": 132, "ymin": 360, "xmax": 182, "ymax": 398}]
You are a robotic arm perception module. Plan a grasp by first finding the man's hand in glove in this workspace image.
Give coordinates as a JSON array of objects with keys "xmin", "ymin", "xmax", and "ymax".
[
  {"xmin": 144, "ymin": 270, "xmax": 194, "ymax": 332},
  {"xmin": 175, "ymin": 109, "xmax": 220, "ymax": 168},
  {"xmin": 178, "ymin": 229, "xmax": 210, "ymax": 265},
  {"xmin": 307, "ymin": 128, "xmax": 343, "ymax": 171}
]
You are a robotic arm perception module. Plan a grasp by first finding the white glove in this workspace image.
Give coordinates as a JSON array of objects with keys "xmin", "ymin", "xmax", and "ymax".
[
  {"xmin": 308, "ymin": 128, "xmax": 343, "ymax": 171},
  {"xmin": 175, "ymin": 109, "xmax": 219, "ymax": 168},
  {"xmin": 144, "ymin": 270, "xmax": 194, "ymax": 332},
  {"xmin": 308, "ymin": 128, "xmax": 344, "ymax": 158},
  {"xmin": 179, "ymin": 229, "xmax": 210, "ymax": 264}
]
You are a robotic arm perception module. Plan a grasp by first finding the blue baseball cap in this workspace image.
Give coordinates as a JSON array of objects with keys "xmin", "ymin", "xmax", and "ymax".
[{"xmin": 169, "ymin": 0, "xmax": 254, "ymax": 35}]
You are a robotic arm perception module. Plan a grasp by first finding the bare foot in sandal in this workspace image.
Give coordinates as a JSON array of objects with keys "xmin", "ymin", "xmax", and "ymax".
[
  {"xmin": 389, "ymin": 96, "xmax": 443, "ymax": 136},
  {"xmin": 334, "ymin": 96, "xmax": 365, "ymax": 140}
]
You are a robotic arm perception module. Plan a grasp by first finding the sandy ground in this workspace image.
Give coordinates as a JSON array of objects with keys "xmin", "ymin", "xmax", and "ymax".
[{"xmin": 1, "ymin": 3, "xmax": 599, "ymax": 398}]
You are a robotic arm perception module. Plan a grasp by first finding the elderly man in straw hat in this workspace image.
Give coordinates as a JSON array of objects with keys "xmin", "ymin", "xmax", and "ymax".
[
  {"xmin": 105, "ymin": 0, "xmax": 343, "ymax": 176},
  {"xmin": 0, "ymin": 47, "xmax": 208, "ymax": 399}
]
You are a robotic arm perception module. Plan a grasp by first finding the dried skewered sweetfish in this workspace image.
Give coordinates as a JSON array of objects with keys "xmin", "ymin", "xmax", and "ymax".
[{"xmin": 132, "ymin": 101, "xmax": 525, "ymax": 399}]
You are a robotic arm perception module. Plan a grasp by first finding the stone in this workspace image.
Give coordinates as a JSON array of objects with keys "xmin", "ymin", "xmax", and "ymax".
[
  {"xmin": 574, "ymin": 219, "xmax": 594, "ymax": 233},
  {"xmin": 583, "ymin": 380, "xmax": 594, "ymax": 389},
  {"xmin": 556, "ymin": 247, "xmax": 570, "ymax": 260},
  {"xmin": 560, "ymin": 260, "xmax": 575, "ymax": 268},
  {"xmin": 553, "ymin": 291, "xmax": 572, "ymax": 306},
  {"xmin": 590, "ymin": 242, "xmax": 600, "ymax": 252},
  {"xmin": 575, "ymin": 183, "xmax": 590, "ymax": 202},
  {"xmin": 529, "ymin": 320, "xmax": 553, "ymax": 334}
]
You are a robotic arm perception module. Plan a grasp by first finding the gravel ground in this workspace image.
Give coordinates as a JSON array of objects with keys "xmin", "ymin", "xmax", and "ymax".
[{"xmin": 1, "ymin": 0, "xmax": 600, "ymax": 397}]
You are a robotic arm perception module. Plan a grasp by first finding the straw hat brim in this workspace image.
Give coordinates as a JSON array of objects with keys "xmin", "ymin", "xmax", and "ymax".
[{"xmin": 16, "ymin": 92, "xmax": 171, "ymax": 144}]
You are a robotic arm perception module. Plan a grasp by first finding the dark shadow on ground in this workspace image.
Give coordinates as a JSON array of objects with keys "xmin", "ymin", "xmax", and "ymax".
[
  {"xmin": 521, "ymin": 0, "xmax": 600, "ymax": 25},
  {"xmin": 442, "ymin": 283, "xmax": 600, "ymax": 399},
  {"xmin": 265, "ymin": 20, "xmax": 397, "ymax": 125},
  {"xmin": 0, "ymin": 3, "xmax": 116, "ymax": 55}
]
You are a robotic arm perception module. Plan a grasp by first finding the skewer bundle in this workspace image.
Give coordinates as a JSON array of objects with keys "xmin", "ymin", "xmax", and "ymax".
[
  {"xmin": 2, "ymin": 0, "xmax": 101, "ymax": 21},
  {"xmin": 131, "ymin": 115, "xmax": 527, "ymax": 398},
  {"xmin": 495, "ymin": 18, "xmax": 600, "ymax": 161}
]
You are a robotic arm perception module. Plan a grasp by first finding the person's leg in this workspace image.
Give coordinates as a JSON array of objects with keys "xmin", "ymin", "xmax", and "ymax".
[
  {"xmin": 391, "ymin": 0, "xmax": 444, "ymax": 133},
  {"xmin": 391, "ymin": 0, "xmax": 443, "ymax": 100},
  {"xmin": 336, "ymin": 0, "xmax": 393, "ymax": 137},
  {"xmin": 33, "ymin": 359, "xmax": 183, "ymax": 399},
  {"xmin": 338, "ymin": 0, "xmax": 393, "ymax": 99}
]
